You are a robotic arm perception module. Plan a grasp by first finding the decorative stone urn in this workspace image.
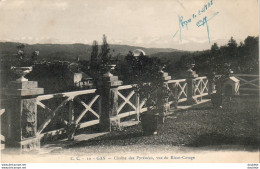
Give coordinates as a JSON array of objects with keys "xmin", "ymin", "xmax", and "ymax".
[
  {"xmin": 103, "ymin": 64, "xmax": 116, "ymax": 77},
  {"xmin": 186, "ymin": 63, "xmax": 198, "ymax": 77},
  {"xmin": 11, "ymin": 66, "xmax": 33, "ymax": 82}
]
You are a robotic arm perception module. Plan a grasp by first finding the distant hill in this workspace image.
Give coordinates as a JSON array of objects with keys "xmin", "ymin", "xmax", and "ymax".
[
  {"xmin": 0, "ymin": 42, "xmax": 187, "ymax": 62},
  {"xmin": 150, "ymin": 51, "xmax": 191, "ymax": 63}
]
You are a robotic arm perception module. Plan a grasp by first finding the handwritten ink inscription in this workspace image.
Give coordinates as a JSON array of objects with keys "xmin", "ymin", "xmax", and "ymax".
[{"xmin": 173, "ymin": 0, "xmax": 219, "ymax": 43}]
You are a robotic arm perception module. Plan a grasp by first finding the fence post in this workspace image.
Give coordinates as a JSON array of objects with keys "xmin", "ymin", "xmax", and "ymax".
[
  {"xmin": 135, "ymin": 91, "xmax": 140, "ymax": 122},
  {"xmin": 3, "ymin": 79, "xmax": 44, "ymax": 151},
  {"xmin": 67, "ymin": 100, "xmax": 75, "ymax": 141},
  {"xmin": 97, "ymin": 66, "xmax": 123, "ymax": 132},
  {"xmin": 158, "ymin": 68, "xmax": 171, "ymax": 123},
  {"xmin": 182, "ymin": 64, "xmax": 198, "ymax": 105}
]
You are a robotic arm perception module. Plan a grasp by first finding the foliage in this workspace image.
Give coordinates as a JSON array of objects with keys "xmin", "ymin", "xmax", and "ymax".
[
  {"xmin": 193, "ymin": 36, "xmax": 259, "ymax": 75},
  {"xmin": 88, "ymin": 35, "xmax": 115, "ymax": 77},
  {"xmin": 100, "ymin": 34, "xmax": 112, "ymax": 65},
  {"xmin": 90, "ymin": 40, "xmax": 99, "ymax": 72},
  {"xmin": 27, "ymin": 61, "xmax": 86, "ymax": 93},
  {"xmin": 14, "ymin": 44, "xmax": 39, "ymax": 67},
  {"xmin": 123, "ymin": 52, "xmax": 170, "ymax": 111}
]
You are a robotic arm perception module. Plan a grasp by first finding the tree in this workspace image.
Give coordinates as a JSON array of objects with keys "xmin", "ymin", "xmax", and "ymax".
[
  {"xmin": 90, "ymin": 40, "xmax": 99, "ymax": 70},
  {"xmin": 89, "ymin": 35, "xmax": 115, "ymax": 76},
  {"xmin": 209, "ymin": 43, "xmax": 220, "ymax": 73},
  {"xmin": 227, "ymin": 37, "xmax": 238, "ymax": 48},
  {"xmin": 211, "ymin": 43, "xmax": 219, "ymax": 56},
  {"xmin": 17, "ymin": 44, "xmax": 26, "ymax": 60},
  {"xmin": 240, "ymin": 36, "xmax": 259, "ymax": 74},
  {"xmin": 100, "ymin": 34, "xmax": 111, "ymax": 65},
  {"xmin": 227, "ymin": 37, "xmax": 238, "ymax": 62},
  {"xmin": 119, "ymin": 51, "xmax": 137, "ymax": 83},
  {"xmin": 31, "ymin": 51, "xmax": 40, "ymax": 62},
  {"xmin": 180, "ymin": 54, "xmax": 194, "ymax": 70},
  {"xmin": 90, "ymin": 40, "xmax": 99, "ymax": 62}
]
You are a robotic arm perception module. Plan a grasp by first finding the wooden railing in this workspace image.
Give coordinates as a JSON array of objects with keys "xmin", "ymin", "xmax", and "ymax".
[
  {"xmin": 192, "ymin": 76, "xmax": 209, "ymax": 99},
  {"xmin": 1, "ymin": 74, "xmax": 217, "ymax": 150},
  {"xmin": 233, "ymin": 74, "xmax": 259, "ymax": 94},
  {"xmin": 6, "ymin": 65, "xmax": 259, "ymax": 152},
  {"xmin": 33, "ymin": 76, "xmax": 213, "ymax": 141},
  {"xmin": 36, "ymin": 89, "xmax": 100, "ymax": 140},
  {"xmin": 166, "ymin": 79, "xmax": 188, "ymax": 107},
  {"xmin": 113, "ymin": 85, "xmax": 147, "ymax": 122}
]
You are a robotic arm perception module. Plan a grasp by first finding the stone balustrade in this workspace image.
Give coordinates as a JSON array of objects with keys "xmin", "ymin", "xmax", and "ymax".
[{"xmin": 1, "ymin": 68, "xmax": 220, "ymax": 152}]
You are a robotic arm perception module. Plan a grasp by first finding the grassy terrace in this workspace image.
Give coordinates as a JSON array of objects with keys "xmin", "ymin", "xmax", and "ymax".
[{"xmin": 50, "ymin": 97, "xmax": 259, "ymax": 155}]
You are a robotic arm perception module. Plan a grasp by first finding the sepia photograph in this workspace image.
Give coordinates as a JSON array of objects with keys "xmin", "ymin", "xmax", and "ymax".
[{"xmin": 0, "ymin": 0, "xmax": 259, "ymax": 165}]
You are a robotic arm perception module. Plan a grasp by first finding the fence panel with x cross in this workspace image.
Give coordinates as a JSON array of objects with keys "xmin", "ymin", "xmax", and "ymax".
[
  {"xmin": 192, "ymin": 76, "xmax": 209, "ymax": 100},
  {"xmin": 233, "ymin": 74, "xmax": 259, "ymax": 95},
  {"xmin": 115, "ymin": 84, "xmax": 148, "ymax": 123},
  {"xmin": 35, "ymin": 89, "xmax": 100, "ymax": 141},
  {"xmin": 166, "ymin": 79, "xmax": 188, "ymax": 108}
]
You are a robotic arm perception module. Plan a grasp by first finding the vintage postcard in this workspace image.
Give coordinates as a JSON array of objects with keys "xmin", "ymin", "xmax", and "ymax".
[{"xmin": 0, "ymin": 0, "xmax": 259, "ymax": 165}]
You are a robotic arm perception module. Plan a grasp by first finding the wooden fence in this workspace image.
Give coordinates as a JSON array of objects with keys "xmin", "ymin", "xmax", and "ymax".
[
  {"xmin": 0, "ymin": 74, "xmax": 217, "ymax": 151},
  {"xmin": 192, "ymin": 76, "xmax": 209, "ymax": 100},
  {"xmin": 233, "ymin": 74, "xmax": 259, "ymax": 94},
  {"xmin": 26, "ymin": 74, "xmax": 256, "ymax": 144},
  {"xmin": 36, "ymin": 89, "xmax": 100, "ymax": 140},
  {"xmin": 112, "ymin": 85, "xmax": 147, "ymax": 122},
  {"xmin": 167, "ymin": 79, "xmax": 188, "ymax": 103}
]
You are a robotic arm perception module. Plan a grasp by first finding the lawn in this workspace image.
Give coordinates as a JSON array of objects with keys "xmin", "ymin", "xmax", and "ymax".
[{"xmin": 53, "ymin": 96, "xmax": 259, "ymax": 155}]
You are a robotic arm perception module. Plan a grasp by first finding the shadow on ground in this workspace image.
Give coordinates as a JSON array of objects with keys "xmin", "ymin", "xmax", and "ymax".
[
  {"xmin": 70, "ymin": 131, "xmax": 144, "ymax": 147},
  {"xmin": 186, "ymin": 133, "xmax": 259, "ymax": 149}
]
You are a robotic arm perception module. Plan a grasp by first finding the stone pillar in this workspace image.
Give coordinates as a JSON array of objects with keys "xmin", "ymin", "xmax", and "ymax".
[
  {"xmin": 182, "ymin": 64, "xmax": 198, "ymax": 105},
  {"xmin": 4, "ymin": 80, "xmax": 44, "ymax": 151},
  {"xmin": 157, "ymin": 69, "xmax": 171, "ymax": 123},
  {"xmin": 97, "ymin": 66, "xmax": 122, "ymax": 132}
]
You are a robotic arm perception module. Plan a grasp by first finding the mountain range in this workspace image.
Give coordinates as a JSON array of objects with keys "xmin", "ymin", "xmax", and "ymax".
[{"xmin": 0, "ymin": 42, "xmax": 191, "ymax": 63}]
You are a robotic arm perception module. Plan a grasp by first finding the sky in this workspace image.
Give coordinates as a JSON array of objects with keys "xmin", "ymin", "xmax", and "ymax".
[{"xmin": 0, "ymin": 0, "xmax": 258, "ymax": 51}]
